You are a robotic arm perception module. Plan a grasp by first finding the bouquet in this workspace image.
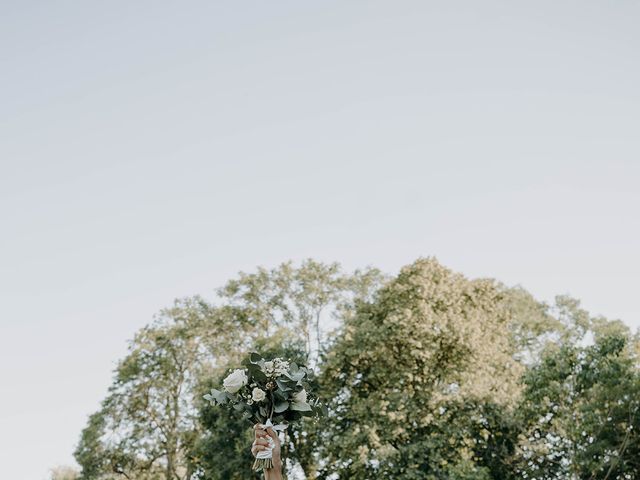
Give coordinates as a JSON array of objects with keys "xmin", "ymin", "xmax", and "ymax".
[{"xmin": 204, "ymin": 352, "xmax": 324, "ymax": 471}]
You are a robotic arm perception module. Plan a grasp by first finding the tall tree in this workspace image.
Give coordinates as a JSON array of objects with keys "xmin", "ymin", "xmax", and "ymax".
[
  {"xmin": 75, "ymin": 297, "xmax": 240, "ymax": 480},
  {"xmin": 76, "ymin": 260, "xmax": 384, "ymax": 480},
  {"xmin": 217, "ymin": 259, "xmax": 385, "ymax": 364},
  {"xmin": 196, "ymin": 260, "xmax": 385, "ymax": 479},
  {"xmin": 317, "ymin": 258, "xmax": 524, "ymax": 479}
]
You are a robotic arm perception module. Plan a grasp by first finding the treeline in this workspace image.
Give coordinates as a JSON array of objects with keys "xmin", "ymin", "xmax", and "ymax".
[{"xmin": 66, "ymin": 258, "xmax": 640, "ymax": 479}]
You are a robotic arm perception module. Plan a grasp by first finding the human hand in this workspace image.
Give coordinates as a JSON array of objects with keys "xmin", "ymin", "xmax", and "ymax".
[{"xmin": 251, "ymin": 423, "xmax": 281, "ymax": 473}]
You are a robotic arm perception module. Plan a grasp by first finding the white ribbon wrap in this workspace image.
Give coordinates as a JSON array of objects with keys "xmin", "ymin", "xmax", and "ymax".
[{"xmin": 255, "ymin": 419, "xmax": 288, "ymax": 461}]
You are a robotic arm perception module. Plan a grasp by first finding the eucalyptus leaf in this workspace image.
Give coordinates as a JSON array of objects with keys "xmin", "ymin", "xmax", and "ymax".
[
  {"xmin": 290, "ymin": 401, "xmax": 312, "ymax": 412},
  {"xmin": 250, "ymin": 352, "xmax": 263, "ymax": 364},
  {"xmin": 284, "ymin": 370, "xmax": 305, "ymax": 382},
  {"xmin": 211, "ymin": 389, "xmax": 228, "ymax": 405},
  {"xmin": 276, "ymin": 378, "xmax": 293, "ymax": 392},
  {"xmin": 247, "ymin": 364, "xmax": 268, "ymax": 382},
  {"xmin": 274, "ymin": 401, "xmax": 289, "ymax": 413}
]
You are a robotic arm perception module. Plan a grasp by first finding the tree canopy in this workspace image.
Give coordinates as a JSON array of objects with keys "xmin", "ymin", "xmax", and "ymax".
[{"xmin": 72, "ymin": 257, "xmax": 639, "ymax": 480}]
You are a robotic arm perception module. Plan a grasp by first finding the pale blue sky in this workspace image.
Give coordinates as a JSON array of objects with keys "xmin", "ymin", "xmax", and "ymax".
[{"xmin": 1, "ymin": 1, "xmax": 639, "ymax": 478}]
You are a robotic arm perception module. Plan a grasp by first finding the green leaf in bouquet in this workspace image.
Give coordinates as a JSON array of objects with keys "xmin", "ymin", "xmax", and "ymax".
[
  {"xmin": 274, "ymin": 390, "xmax": 288, "ymax": 401},
  {"xmin": 247, "ymin": 363, "xmax": 267, "ymax": 382},
  {"xmin": 288, "ymin": 411, "xmax": 302, "ymax": 421},
  {"xmin": 249, "ymin": 352, "xmax": 263, "ymax": 364},
  {"xmin": 204, "ymin": 388, "xmax": 228, "ymax": 405},
  {"xmin": 274, "ymin": 401, "xmax": 289, "ymax": 413},
  {"xmin": 289, "ymin": 362, "xmax": 299, "ymax": 373},
  {"xmin": 290, "ymin": 401, "xmax": 312, "ymax": 412},
  {"xmin": 285, "ymin": 375, "xmax": 299, "ymax": 385},
  {"xmin": 259, "ymin": 405, "xmax": 268, "ymax": 418},
  {"xmin": 276, "ymin": 378, "xmax": 293, "ymax": 392},
  {"xmin": 284, "ymin": 370, "xmax": 305, "ymax": 382}
]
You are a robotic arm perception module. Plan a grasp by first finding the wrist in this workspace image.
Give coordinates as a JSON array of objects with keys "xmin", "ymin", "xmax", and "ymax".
[
  {"xmin": 265, "ymin": 468, "xmax": 282, "ymax": 480},
  {"xmin": 270, "ymin": 459, "xmax": 282, "ymax": 479}
]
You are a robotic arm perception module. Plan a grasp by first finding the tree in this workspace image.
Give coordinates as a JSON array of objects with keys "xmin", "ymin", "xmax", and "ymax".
[
  {"xmin": 515, "ymin": 332, "xmax": 640, "ymax": 479},
  {"xmin": 76, "ymin": 260, "xmax": 384, "ymax": 480},
  {"xmin": 502, "ymin": 287, "xmax": 615, "ymax": 367},
  {"xmin": 317, "ymin": 258, "xmax": 524, "ymax": 479},
  {"xmin": 74, "ymin": 257, "xmax": 639, "ymax": 479},
  {"xmin": 502, "ymin": 286, "xmax": 563, "ymax": 365},
  {"xmin": 75, "ymin": 296, "xmax": 241, "ymax": 480},
  {"xmin": 217, "ymin": 259, "xmax": 386, "ymax": 364},
  {"xmin": 195, "ymin": 260, "xmax": 385, "ymax": 479}
]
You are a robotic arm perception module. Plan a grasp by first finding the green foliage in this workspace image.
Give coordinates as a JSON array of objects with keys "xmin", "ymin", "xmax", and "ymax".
[
  {"xmin": 195, "ymin": 260, "xmax": 384, "ymax": 478},
  {"xmin": 516, "ymin": 333, "xmax": 640, "ymax": 479},
  {"xmin": 72, "ymin": 257, "xmax": 640, "ymax": 480},
  {"xmin": 75, "ymin": 296, "xmax": 239, "ymax": 480},
  {"xmin": 191, "ymin": 374, "xmax": 261, "ymax": 480},
  {"xmin": 216, "ymin": 259, "xmax": 386, "ymax": 361},
  {"xmin": 204, "ymin": 352, "xmax": 322, "ymax": 425},
  {"xmin": 317, "ymin": 258, "xmax": 524, "ymax": 479},
  {"xmin": 194, "ymin": 342, "xmax": 311, "ymax": 479}
]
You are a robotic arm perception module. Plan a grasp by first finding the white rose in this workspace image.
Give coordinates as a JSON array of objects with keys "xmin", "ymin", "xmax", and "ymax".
[
  {"xmin": 252, "ymin": 387, "xmax": 267, "ymax": 402},
  {"xmin": 223, "ymin": 369, "xmax": 248, "ymax": 393},
  {"xmin": 292, "ymin": 389, "xmax": 307, "ymax": 403},
  {"xmin": 263, "ymin": 361, "xmax": 274, "ymax": 372}
]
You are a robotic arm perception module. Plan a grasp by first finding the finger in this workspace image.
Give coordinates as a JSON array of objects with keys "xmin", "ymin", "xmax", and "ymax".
[
  {"xmin": 251, "ymin": 446, "xmax": 264, "ymax": 457},
  {"xmin": 253, "ymin": 423, "xmax": 265, "ymax": 431},
  {"xmin": 252, "ymin": 439, "xmax": 270, "ymax": 450},
  {"xmin": 255, "ymin": 430, "xmax": 268, "ymax": 438},
  {"xmin": 265, "ymin": 429, "xmax": 281, "ymax": 447},
  {"xmin": 251, "ymin": 442, "xmax": 268, "ymax": 455}
]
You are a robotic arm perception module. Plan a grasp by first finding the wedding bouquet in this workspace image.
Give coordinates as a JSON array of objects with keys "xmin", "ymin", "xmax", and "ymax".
[{"xmin": 204, "ymin": 353, "xmax": 324, "ymax": 471}]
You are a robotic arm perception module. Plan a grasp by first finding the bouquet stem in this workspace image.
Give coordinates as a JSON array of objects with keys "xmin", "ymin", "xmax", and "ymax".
[{"xmin": 252, "ymin": 457, "xmax": 273, "ymax": 471}]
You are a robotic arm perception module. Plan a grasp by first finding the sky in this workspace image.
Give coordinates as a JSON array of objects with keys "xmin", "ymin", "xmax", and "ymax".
[{"xmin": 0, "ymin": 1, "xmax": 639, "ymax": 478}]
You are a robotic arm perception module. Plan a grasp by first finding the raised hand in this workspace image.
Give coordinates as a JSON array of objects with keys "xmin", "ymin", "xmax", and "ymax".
[{"xmin": 251, "ymin": 423, "xmax": 282, "ymax": 478}]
